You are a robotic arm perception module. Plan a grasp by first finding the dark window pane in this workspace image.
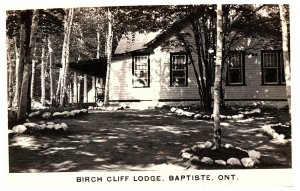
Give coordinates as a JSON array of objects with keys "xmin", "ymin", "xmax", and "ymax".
[
  {"xmin": 264, "ymin": 68, "xmax": 278, "ymax": 83},
  {"xmin": 173, "ymin": 70, "xmax": 185, "ymax": 78},
  {"xmin": 228, "ymin": 69, "xmax": 242, "ymax": 84},
  {"xmin": 172, "ymin": 78, "xmax": 186, "ymax": 86}
]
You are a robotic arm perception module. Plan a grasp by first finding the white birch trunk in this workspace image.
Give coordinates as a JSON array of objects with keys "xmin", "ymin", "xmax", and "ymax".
[
  {"xmin": 279, "ymin": 4, "xmax": 291, "ymax": 113},
  {"xmin": 48, "ymin": 35, "xmax": 54, "ymax": 105},
  {"xmin": 104, "ymin": 9, "xmax": 112, "ymax": 106},
  {"xmin": 30, "ymin": 46, "xmax": 37, "ymax": 100},
  {"xmin": 212, "ymin": 4, "xmax": 223, "ymax": 148},
  {"xmin": 7, "ymin": 37, "xmax": 13, "ymax": 108},
  {"xmin": 59, "ymin": 8, "xmax": 74, "ymax": 106},
  {"xmin": 41, "ymin": 40, "xmax": 47, "ymax": 106}
]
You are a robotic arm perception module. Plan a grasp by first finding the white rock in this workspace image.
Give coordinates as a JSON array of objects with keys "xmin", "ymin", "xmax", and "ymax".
[
  {"xmin": 61, "ymin": 111, "xmax": 71, "ymax": 117},
  {"xmin": 227, "ymin": 158, "xmax": 242, "ymax": 166},
  {"xmin": 46, "ymin": 122, "xmax": 55, "ymax": 125},
  {"xmin": 53, "ymin": 112, "xmax": 63, "ymax": 117},
  {"xmin": 60, "ymin": 123, "xmax": 68, "ymax": 131},
  {"xmin": 267, "ymin": 128, "xmax": 275, "ymax": 135},
  {"xmin": 262, "ymin": 125, "xmax": 272, "ymax": 132},
  {"xmin": 46, "ymin": 124, "xmax": 54, "ymax": 129},
  {"xmin": 237, "ymin": 114, "xmax": 244, "ymax": 119},
  {"xmin": 272, "ymin": 132, "xmax": 279, "ymax": 139},
  {"xmin": 54, "ymin": 124, "xmax": 62, "ymax": 130},
  {"xmin": 23, "ymin": 122, "xmax": 38, "ymax": 129},
  {"xmin": 224, "ymin": 143, "xmax": 234, "ymax": 149},
  {"xmin": 88, "ymin": 106, "xmax": 94, "ymax": 110},
  {"xmin": 248, "ymin": 150, "xmax": 261, "ymax": 160},
  {"xmin": 184, "ymin": 111, "xmax": 195, "ymax": 117},
  {"xmin": 204, "ymin": 141, "xmax": 213, "ymax": 149},
  {"xmin": 201, "ymin": 157, "xmax": 214, "ymax": 165},
  {"xmin": 29, "ymin": 111, "xmax": 40, "ymax": 118},
  {"xmin": 42, "ymin": 112, "xmax": 52, "ymax": 119},
  {"xmin": 182, "ymin": 152, "xmax": 193, "ymax": 160},
  {"xmin": 39, "ymin": 124, "xmax": 47, "ymax": 130},
  {"xmin": 198, "ymin": 144, "xmax": 206, "ymax": 149},
  {"xmin": 12, "ymin": 125, "xmax": 27, "ymax": 134},
  {"xmin": 170, "ymin": 107, "xmax": 177, "ymax": 112},
  {"xmin": 38, "ymin": 121, "xmax": 45, "ymax": 125},
  {"xmin": 81, "ymin": 109, "xmax": 88, "ymax": 113},
  {"xmin": 215, "ymin": 160, "xmax": 226, "ymax": 166},
  {"xmin": 175, "ymin": 109, "xmax": 184, "ymax": 115},
  {"xmin": 220, "ymin": 115, "xmax": 226, "ymax": 119},
  {"xmin": 194, "ymin": 114, "xmax": 202, "ymax": 120},
  {"xmin": 241, "ymin": 158, "xmax": 255, "ymax": 168},
  {"xmin": 277, "ymin": 134, "xmax": 285, "ymax": 140},
  {"xmin": 8, "ymin": 129, "xmax": 16, "ymax": 136},
  {"xmin": 106, "ymin": 106, "xmax": 114, "ymax": 111}
]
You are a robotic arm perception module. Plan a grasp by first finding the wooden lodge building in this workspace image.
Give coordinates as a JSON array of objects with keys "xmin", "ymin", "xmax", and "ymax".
[{"xmin": 62, "ymin": 17, "xmax": 288, "ymax": 108}]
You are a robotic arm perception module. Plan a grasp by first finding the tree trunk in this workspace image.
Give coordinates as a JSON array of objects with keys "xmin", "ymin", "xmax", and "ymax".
[
  {"xmin": 41, "ymin": 39, "xmax": 47, "ymax": 106},
  {"xmin": 12, "ymin": 28, "xmax": 25, "ymax": 108},
  {"xmin": 17, "ymin": 9, "xmax": 39, "ymax": 123},
  {"xmin": 279, "ymin": 4, "xmax": 291, "ymax": 113},
  {"xmin": 48, "ymin": 35, "xmax": 55, "ymax": 105},
  {"xmin": 104, "ymin": 9, "xmax": 113, "ymax": 106},
  {"xmin": 83, "ymin": 74, "xmax": 88, "ymax": 103},
  {"xmin": 30, "ymin": 46, "xmax": 37, "ymax": 100},
  {"xmin": 73, "ymin": 71, "xmax": 78, "ymax": 103},
  {"xmin": 212, "ymin": 4, "xmax": 223, "ymax": 148},
  {"xmin": 96, "ymin": 24, "xmax": 101, "ymax": 58},
  {"xmin": 59, "ymin": 8, "xmax": 74, "ymax": 107},
  {"xmin": 7, "ymin": 37, "xmax": 14, "ymax": 108}
]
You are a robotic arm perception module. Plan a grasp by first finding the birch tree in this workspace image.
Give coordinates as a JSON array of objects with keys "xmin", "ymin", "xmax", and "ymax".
[
  {"xmin": 212, "ymin": 4, "xmax": 223, "ymax": 148},
  {"xmin": 30, "ymin": 47, "xmax": 37, "ymax": 100},
  {"xmin": 104, "ymin": 9, "xmax": 113, "ymax": 106},
  {"xmin": 279, "ymin": 4, "xmax": 291, "ymax": 113},
  {"xmin": 48, "ymin": 35, "xmax": 55, "ymax": 105},
  {"xmin": 57, "ymin": 8, "xmax": 74, "ymax": 106},
  {"xmin": 40, "ymin": 38, "xmax": 47, "ymax": 105}
]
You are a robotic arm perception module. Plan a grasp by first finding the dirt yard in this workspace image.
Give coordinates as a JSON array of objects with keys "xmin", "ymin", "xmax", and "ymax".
[{"xmin": 9, "ymin": 108, "xmax": 291, "ymax": 172}]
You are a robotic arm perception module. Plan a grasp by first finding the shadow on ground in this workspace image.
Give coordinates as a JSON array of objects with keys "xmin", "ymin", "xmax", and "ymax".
[{"xmin": 9, "ymin": 109, "xmax": 291, "ymax": 172}]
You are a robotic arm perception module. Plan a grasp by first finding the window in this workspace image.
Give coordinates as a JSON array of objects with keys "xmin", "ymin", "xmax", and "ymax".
[
  {"xmin": 262, "ymin": 50, "xmax": 285, "ymax": 85},
  {"xmin": 170, "ymin": 53, "xmax": 188, "ymax": 87},
  {"xmin": 227, "ymin": 51, "xmax": 245, "ymax": 85},
  {"xmin": 132, "ymin": 54, "xmax": 150, "ymax": 87}
]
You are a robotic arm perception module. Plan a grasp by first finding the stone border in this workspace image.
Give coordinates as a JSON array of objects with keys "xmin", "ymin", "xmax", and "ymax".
[
  {"xmin": 88, "ymin": 105, "xmax": 129, "ymax": 111},
  {"xmin": 29, "ymin": 109, "xmax": 88, "ymax": 120},
  {"xmin": 180, "ymin": 141, "xmax": 261, "ymax": 168},
  {"xmin": 9, "ymin": 121, "xmax": 68, "ymax": 137},
  {"xmin": 169, "ymin": 107, "xmax": 261, "ymax": 120},
  {"xmin": 261, "ymin": 123, "xmax": 290, "ymax": 145}
]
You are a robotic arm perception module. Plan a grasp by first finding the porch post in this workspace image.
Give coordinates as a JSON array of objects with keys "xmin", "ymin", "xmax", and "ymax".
[
  {"xmin": 92, "ymin": 76, "xmax": 96, "ymax": 103},
  {"xmin": 73, "ymin": 71, "xmax": 78, "ymax": 103},
  {"xmin": 83, "ymin": 74, "xmax": 88, "ymax": 103}
]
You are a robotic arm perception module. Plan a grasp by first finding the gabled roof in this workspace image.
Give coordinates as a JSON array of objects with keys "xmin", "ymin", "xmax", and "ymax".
[
  {"xmin": 114, "ymin": 31, "xmax": 161, "ymax": 55},
  {"xmin": 113, "ymin": 15, "xmax": 193, "ymax": 56}
]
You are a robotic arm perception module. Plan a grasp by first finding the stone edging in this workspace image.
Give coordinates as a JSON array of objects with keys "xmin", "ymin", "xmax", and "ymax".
[
  {"xmin": 180, "ymin": 141, "xmax": 261, "ymax": 168},
  {"xmin": 169, "ymin": 107, "xmax": 261, "ymax": 120},
  {"xmin": 261, "ymin": 123, "xmax": 290, "ymax": 145}
]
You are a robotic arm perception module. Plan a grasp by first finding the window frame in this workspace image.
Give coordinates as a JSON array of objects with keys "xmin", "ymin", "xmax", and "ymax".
[
  {"xmin": 132, "ymin": 53, "xmax": 150, "ymax": 88},
  {"xmin": 170, "ymin": 52, "xmax": 188, "ymax": 87},
  {"xmin": 261, "ymin": 50, "xmax": 285, "ymax": 85},
  {"xmin": 226, "ymin": 51, "xmax": 246, "ymax": 86}
]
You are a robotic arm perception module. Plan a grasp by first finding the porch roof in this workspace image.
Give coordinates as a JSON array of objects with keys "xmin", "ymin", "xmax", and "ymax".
[{"xmin": 56, "ymin": 57, "xmax": 107, "ymax": 77}]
